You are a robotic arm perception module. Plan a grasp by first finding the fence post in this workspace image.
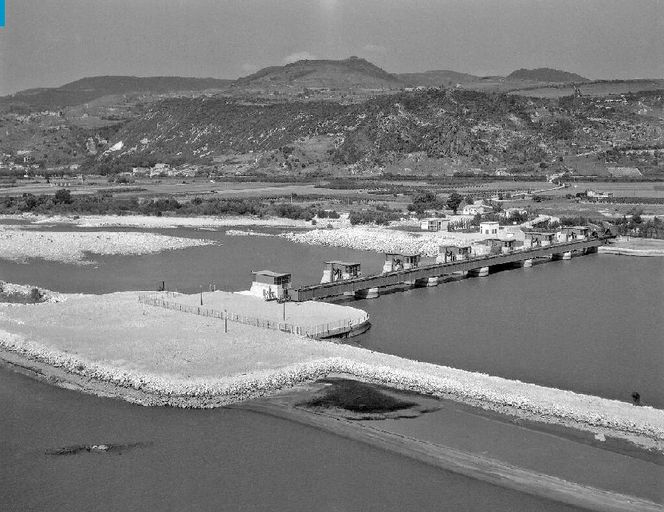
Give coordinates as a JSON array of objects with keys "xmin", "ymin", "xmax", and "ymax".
[{"xmin": 224, "ymin": 309, "xmax": 228, "ymax": 333}]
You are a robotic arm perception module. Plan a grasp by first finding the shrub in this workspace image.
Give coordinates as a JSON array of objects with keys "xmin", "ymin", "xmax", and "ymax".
[
  {"xmin": 54, "ymin": 189, "xmax": 72, "ymax": 204},
  {"xmin": 30, "ymin": 288, "xmax": 43, "ymax": 302}
]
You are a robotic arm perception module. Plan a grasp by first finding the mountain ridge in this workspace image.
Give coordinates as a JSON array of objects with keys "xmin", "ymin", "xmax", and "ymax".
[
  {"xmin": 507, "ymin": 68, "xmax": 589, "ymax": 83},
  {"xmin": 2, "ymin": 76, "xmax": 233, "ymax": 110}
]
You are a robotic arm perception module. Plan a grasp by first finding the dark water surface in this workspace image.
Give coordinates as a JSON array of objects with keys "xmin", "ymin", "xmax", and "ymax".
[
  {"xmin": 0, "ymin": 369, "xmax": 585, "ymax": 512},
  {"xmin": 0, "ymin": 226, "xmax": 661, "ymax": 406},
  {"xmin": 358, "ymin": 254, "xmax": 664, "ymax": 408}
]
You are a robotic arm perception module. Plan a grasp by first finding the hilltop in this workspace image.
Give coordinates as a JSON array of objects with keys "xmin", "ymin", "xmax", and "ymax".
[
  {"xmin": 1, "ymin": 76, "xmax": 233, "ymax": 110},
  {"xmin": 507, "ymin": 68, "xmax": 589, "ymax": 83},
  {"xmin": 233, "ymin": 57, "xmax": 403, "ymax": 90}
]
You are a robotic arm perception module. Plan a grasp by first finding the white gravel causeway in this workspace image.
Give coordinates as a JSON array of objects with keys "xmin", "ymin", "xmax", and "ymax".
[
  {"xmin": 0, "ymin": 225, "xmax": 214, "ymax": 264},
  {"xmin": 282, "ymin": 227, "xmax": 487, "ymax": 256}
]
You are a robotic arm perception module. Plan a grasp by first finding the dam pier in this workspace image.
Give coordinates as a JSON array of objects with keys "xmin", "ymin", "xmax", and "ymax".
[{"xmin": 289, "ymin": 235, "xmax": 609, "ymax": 302}]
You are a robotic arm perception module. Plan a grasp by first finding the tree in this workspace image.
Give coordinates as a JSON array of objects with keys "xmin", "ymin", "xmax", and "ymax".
[
  {"xmin": 446, "ymin": 191, "xmax": 463, "ymax": 214},
  {"xmin": 54, "ymin": 188, "xmax": 72, "ymax": 204}
]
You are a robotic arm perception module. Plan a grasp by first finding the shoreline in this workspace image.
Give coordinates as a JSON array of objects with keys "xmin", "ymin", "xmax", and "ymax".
[
  {"xmin": 241, "ymin": 398, "xmax": 662, "ymax": 512},
  {"xmin": 0, "ymin": 223, "xmax": 215, "ymax": 264},
  {"xmin": 4, "ymin": 354, "xmax": 661, "ymax": 512},
  {"xmin": 598, "ymin": 236, "xmax": 664, "ymax": 257},
  {"xmin": 1, "ymin": 328, "xmax": 662, "ymax": 454},
  {"xmin": 0, "ymin": 213, "xmax": 316, "ymax": 230}
]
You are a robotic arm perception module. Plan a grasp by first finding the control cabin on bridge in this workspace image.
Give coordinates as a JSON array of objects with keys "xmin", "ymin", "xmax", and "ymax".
[
  {"xmin": 559, "ymin": 226, "xmax": 590, "ymax": 242},
  {"xmin": 250, "ymin": 270, "xmax": 292, "ymax": 300},
  {"xmin": 525, "ymin": 232, "xmax": 556, "ymax": 248},
  {"xmin": 436, "ymin": 245, "xmax": 472, "ymax": 263},
  {"xmin": 475, "ymin": 238, "xmax": 524, "ymax": 255},
  {"xmin": 383, "ymin": 252, "xmax": 422, "ymax": 273},
  {"xmin": 321, "ymin": 261, "xmax": 361, "ymax": 283}
]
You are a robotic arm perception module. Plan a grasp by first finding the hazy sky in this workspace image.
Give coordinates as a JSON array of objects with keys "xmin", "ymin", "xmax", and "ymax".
[{"xmin": 1, "ymin": 0, "xmax": 662, "ymax": 95}]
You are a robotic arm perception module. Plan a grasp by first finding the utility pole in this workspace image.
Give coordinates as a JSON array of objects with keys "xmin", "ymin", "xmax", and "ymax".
[{"xmin": 200, "ymin": 285, "xmax": 203, "ymax": 306}]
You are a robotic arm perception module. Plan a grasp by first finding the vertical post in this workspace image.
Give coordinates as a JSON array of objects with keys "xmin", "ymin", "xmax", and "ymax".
[
  {"xmin": 224, "ymin": 309, "xmax": 228, "ymax": 333},
  {"xmin": 200, "ymin": 285, "xmax": 203, "ymax": 306},
  {"xmin": 283, "ymin": 300, "xmax": 286, "ymax": 321}
]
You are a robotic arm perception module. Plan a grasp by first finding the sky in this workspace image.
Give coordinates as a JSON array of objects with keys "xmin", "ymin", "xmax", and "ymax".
[{"xmin": 0, "ymin": 0, "xmax": 662, "ymax": 95}]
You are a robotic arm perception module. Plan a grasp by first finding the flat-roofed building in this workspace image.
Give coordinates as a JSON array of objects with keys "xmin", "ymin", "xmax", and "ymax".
[
  {"xmin": 479, "ymin": 221, "xmax": 500, "ymax": 236},
  {"xmin": 420, "ymin": 218, "xmax": 448, "ymax": 232},
  {"xmin": 249, "ymin": 270, "xmax": 291, "ymax": 300}
]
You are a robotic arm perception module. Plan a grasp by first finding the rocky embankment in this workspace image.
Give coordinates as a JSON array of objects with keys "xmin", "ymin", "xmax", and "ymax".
[
  {"xmin": 599, "ymin": 237, "xmax": 664, "ymax": 257},
  {"xmin": 0, "ymin": 282, "xmax": 66, "ymax": 303},
  {"xmin": 1, "ymin": 213, "xmax": 313, "ymax": 229},
  {"xmin": 0, "ymin": 224, "xmax": 214, "ymax": 264},
  {"xmin": 281, "ymin": 227, "xmax": 484, "ymax": 256}
]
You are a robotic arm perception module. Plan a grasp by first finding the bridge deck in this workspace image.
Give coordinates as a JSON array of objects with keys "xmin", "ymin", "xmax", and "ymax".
[{"xmin": 291, "ymin": 237, "xmax": 608, "ymax": 301}]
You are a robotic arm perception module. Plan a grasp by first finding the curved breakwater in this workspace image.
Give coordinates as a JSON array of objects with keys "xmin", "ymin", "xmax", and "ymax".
[{"xmin": 1, "ymin": 329, "xmax": 662, "ymax": 453}]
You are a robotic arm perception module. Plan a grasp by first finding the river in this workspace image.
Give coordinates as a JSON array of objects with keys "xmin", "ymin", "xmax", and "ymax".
[
  {"xmin": 0, "ymin": 224, "xmax": 660, "ymax": 510},
  {"xmin": 0, "ymin": 368, "xmax": 587, "ymax": 512},
  {"xmin": 0, "ymin": 225, "xmax": 661, "ymax": 407}
]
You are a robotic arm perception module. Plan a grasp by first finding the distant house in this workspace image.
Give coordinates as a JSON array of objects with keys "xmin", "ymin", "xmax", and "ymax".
[
  {"xmin": 500, "ymin": 207, "xmax": 528, "ymax": 219},
  {"xmin": 420, "ymin": 218, "xmax": 448, "ymax": 232},
  {"xmin": 586, "ymin": 189, "xmax": 613, "ymax": 199},
  {"xmin": 479, "ymin": 221, "xmax": 499, "ymax": 236},
  {"xmin": 462, "ymin": 201, "xmax": 494, "ymax": 216}
]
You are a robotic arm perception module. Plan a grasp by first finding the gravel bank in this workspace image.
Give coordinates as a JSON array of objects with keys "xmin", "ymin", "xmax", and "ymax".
[
  {"xmin": 599, "ymin": 237, "xmax": 664, "ymax": 257},
  {"xmin": 281, "ymin": 227, "xmax": 488, "ymax": 256},
  {"xmin": 0, "ymin": 213, "xmax": 313, "ymax": 229},
  {"xmin": 0, "ymin": 225, "xmax": 214, "ymax": 264},
  {"xmin": 0, "ymin": 289, "xmax": 662, "ymax": 452}
]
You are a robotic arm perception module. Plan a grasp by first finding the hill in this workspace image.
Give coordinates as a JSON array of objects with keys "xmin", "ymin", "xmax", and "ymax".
[
  {"xmin": 398, "ymin": 70, "xmax": 479, "ymax": 87},
  {"xmin": 1, "ymin": 76, "xmax": 232, "ymax": 110},
  {"xmin": 234, "ymin": 57, "xmax": 403, "ymax": 90},
  {"xmin": 89, "ymin": 88, "xmax": 663, "ymax": 175},
  {"xmin": 507, "ymin": 68, "xmax": 589, "ymax": 83}
]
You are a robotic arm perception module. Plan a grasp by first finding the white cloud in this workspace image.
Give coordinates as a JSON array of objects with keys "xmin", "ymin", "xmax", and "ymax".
[{"xmin": 282, "ymin": 51, "xmax": 318, "ymax": 64}]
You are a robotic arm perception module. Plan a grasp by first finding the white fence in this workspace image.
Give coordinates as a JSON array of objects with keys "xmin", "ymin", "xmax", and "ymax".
[{"xmin": 137, "ymin": 293, "xmax": 365, "ymax": 339}]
